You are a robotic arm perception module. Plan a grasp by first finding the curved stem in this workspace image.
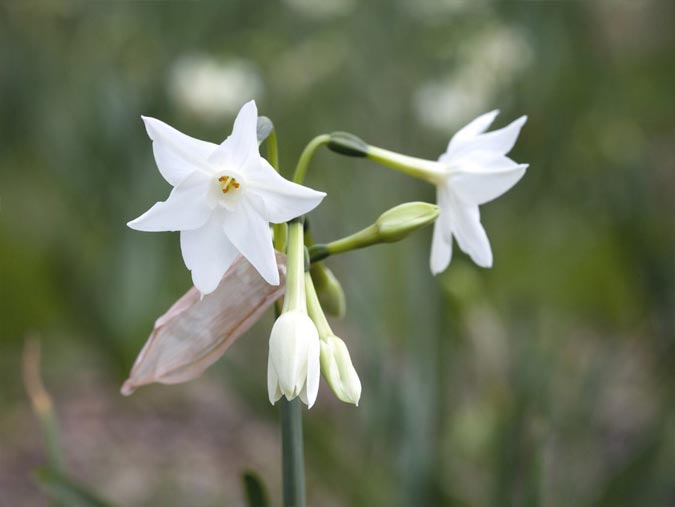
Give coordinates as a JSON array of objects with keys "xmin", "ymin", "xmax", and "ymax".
[
  {"xmin": 292, "ymin": 134, "xmax": 330, "ymax": 184},
  {"xmin": 304, "ymin": 272, "xmax": 332, "ymax": 337}
]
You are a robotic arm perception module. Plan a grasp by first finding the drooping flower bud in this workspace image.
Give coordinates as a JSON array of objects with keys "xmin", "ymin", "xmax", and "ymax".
[
  {"xmin": 319, "ymin": 334, "xmax": 361, "ymax": 406},
  {"xmin": 267, "ymin": 309, "xmax": 320, "ymax": 407},
  {"xmin": 304, "ymin": 272, "xmax": 361, "ymax": 406},
  {"xmin": 267, "ymin": 219, "xmax": 321, "ymax": 408},
  {"xmin": 308, "ymin": 202, "xmax": 440, "ymax": 263}
]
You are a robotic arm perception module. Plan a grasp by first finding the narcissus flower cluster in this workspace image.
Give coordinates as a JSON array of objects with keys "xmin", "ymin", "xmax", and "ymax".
[{"xmin": 125, "ymin": 101, "xmax": 528, "ymax": 409}]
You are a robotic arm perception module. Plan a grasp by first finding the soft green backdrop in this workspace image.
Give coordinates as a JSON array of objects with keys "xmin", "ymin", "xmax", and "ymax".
[{"xmin": 1, "ymin": 1, "xmax": 673, "ymax": 506}]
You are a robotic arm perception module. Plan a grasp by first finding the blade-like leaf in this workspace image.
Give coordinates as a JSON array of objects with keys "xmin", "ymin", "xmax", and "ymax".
[
  {"xmin": 35, "ymin": 468, "xmax": 112, "ymax": 507},
  {"xmin": 242, "ymin": 470, "xmax": 269, "ymax": 507}
]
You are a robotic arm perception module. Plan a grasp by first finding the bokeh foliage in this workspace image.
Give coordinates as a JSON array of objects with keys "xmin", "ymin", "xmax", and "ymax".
[{"xmin": 1, "ymin": 1, "xmax": 673, "ymax": 506}]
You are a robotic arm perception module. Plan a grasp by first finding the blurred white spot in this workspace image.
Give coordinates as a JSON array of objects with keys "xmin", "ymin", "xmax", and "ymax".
[
  {"xmin": 403, "ymin": 0, "xmax": 493, "ymax": 21},
  {"xmin": 272, "ymin": 32, "xmax": 349, "ymax": 97},
  {"xmin": 414, "ymin": 24, "xmax": 533, "ymax": 131},
  {"xmin": 169, "ymin": 56, "xmax": 264, "ymax": 120},
  {"xmin": 283, "ymin": 0, "xmax": 355, "ymax": 19}
]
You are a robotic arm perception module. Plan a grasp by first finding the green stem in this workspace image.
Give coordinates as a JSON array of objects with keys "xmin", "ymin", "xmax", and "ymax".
[
  {"xmin": 280, "ymin": 398, "xmax": 306, "ymax": 507},
  {"xmin": 283, "ymin": 220, "xmax": 307, "ymax": 312},
  {"xmin": 267, "ymin": 129, "xmax": 279, "ymax": 171},
  {"xmin": 292, "ymin": 134, "xmax": 330, "ymax": 184},
  {"xmin": 366, "ymin": 145, "xmax": 447, "ymax": 185},
  {"xmin": 307, "ymin": 225, "xmax": 379, "ymax": 262},
  {"xmin": 304, "ymin": 272, "xmax": 331, "ymax": 337}
]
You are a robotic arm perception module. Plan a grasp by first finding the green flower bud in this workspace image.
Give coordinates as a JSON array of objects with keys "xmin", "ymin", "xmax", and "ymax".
[
  {"xmin": 375, "ymin": 202, "xmax": 440, "ymax": 242},
  {"xmin": 256, "ymin": 116, "xmax": 274, "ymax": 145},
  {"xmin": 320, "ymin": 334, "xmax": 361, "ymax": 406},
  {"xmin": 310, "ymin": 263, "xmax": 346, "ymax": 318},
  {"xmin": 327, "ymin": 132, "xmax": 368, "ymax": 158},
  {"xmin": 308, "ymin": 202, "xmax": 441, "ymax": 263}
]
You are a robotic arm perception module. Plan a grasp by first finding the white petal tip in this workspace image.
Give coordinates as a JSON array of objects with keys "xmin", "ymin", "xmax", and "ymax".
[
  {"xmin": 126, "ymin": 219, "xmax": 145, "ymax": 231},
  {"xmin": 140, "ymin": 116, "xmax": 160, "ymax": 137},
  {"xmin": 240, "ymin": 100, "xmax": 258, "ymax": 115},
  {"xmin": 264, "ymin": 272, "xmax": 281, "ymax": 286}
]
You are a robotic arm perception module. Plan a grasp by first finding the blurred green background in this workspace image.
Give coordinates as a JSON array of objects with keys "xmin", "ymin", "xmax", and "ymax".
[{"xmin": 1, "ymin": 1, "xmax": 673, "ymax": 506}]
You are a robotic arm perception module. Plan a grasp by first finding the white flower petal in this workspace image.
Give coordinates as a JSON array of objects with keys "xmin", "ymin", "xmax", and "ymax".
[
  {"xmin": 208, "ymin": 100, "xmax": 259, "ymax": 169},
  {"xmin": 445, "ymin": 110, "xmax": 499, "ymax": 157},
  {"xmin": 452, "ymin": 116, "xmax": 527, "ymax": 161},
  {"xmin": 142, "ymin": 116, "xmax": 217, "ymax": 186},
  {"xmin": 267, "ymin": 352, "xmax": 283, "ymax": 404},
  {"xmin": 304, "ymin": 334, "xmax": 321, "ymax": 408},
  {"xmin": 269, "ymin": 310, "xmax": 319, "ymax": 404},
  {"xmin": 127, "ymin": 172, "xmax": 212, "ymax": 232},
  {"xmin": 450, "ymin": 199, "xmax": 493, "ymax": 268},
  {"xmin": 222, "ymin": 196, "xmax": 279, "ymax": 286},
  {"xmin": 247, "ymin": 159, "xmax": 326, "ymax": 223},
  {"xmin": 180, "ymin": 213, "xmax": 239, "ymax": 295},
  {"xmin": 450, "ymin": 162, "xmax": 528, "ymax": 206},
  {"xmin": 430, "ymin": 188, "xmax": 453, "ymax": 275}
]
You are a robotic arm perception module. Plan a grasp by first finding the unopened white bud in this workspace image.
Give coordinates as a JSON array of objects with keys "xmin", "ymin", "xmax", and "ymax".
[
  {"xmin": 267, "ymin": 310, "xmax": 320, "ymax": 408},
  {"xmin": 320, "ymin": 334, "xmax": 361, "ymax": 406}
]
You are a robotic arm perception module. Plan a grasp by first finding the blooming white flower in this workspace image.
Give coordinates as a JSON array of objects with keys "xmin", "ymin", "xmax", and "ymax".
[
  {"xmin": 368, "ymin": 111, "xmax": 527, "ymax": 274},
  {"xmin": 128, "ymin": 100, "xmax": 326, "ymax": 294},
  {"xmin": 267, "ymin": 309, "xmax": 321, "ymax": 408}
]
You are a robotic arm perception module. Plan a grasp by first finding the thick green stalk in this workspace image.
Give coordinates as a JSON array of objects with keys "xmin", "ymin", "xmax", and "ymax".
[
  {"xmin": 280, "ymin": 398, "xmax": 306, "ymax": 507},
  {"xmin": 278, "ymin": 219, "xmax": 308, "ymax": 507},
  {"xmin": 283, "ymin": 220, "xmax": 306, "ymax": 312}
]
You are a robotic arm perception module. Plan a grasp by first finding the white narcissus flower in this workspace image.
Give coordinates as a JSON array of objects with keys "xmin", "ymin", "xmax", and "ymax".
[
  {"xmin": 128, "ymin": 100, "xmax": 326, "ymax": 295},
  {"xmin": 267, "ymin": 309, "xmax": 321, "ymax": 408},
  {"xmin": 368, "ymin": 111, "xmax": 527, "ymax": 274}
]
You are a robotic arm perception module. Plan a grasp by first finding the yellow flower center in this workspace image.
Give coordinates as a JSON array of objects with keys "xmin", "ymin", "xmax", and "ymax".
[{"xmin": 218, "ymin": 176, "xmax": 240, "ymax": 194}]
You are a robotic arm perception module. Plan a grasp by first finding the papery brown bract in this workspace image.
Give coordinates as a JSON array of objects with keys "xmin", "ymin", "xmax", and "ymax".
[{"xmin": 121, "ymin": 253, "xmax": 286, "ymax": 395}]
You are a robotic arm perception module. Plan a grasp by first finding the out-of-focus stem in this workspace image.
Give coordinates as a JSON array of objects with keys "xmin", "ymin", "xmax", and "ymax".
[{"xmin": 23, "ymin": 337, "xmax": 66, "ymax": 473}]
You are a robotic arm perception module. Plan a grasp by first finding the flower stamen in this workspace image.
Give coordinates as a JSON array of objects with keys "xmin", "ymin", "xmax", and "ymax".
[{"xmin": 218, "ymin": 175, "xmax": 240, "ymax": 194}]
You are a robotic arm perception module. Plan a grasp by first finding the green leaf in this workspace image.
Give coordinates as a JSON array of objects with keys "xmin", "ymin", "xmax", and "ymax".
[{"xmin": 242, "ymin": 470, "xmax": 269, "ymax": 507}]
